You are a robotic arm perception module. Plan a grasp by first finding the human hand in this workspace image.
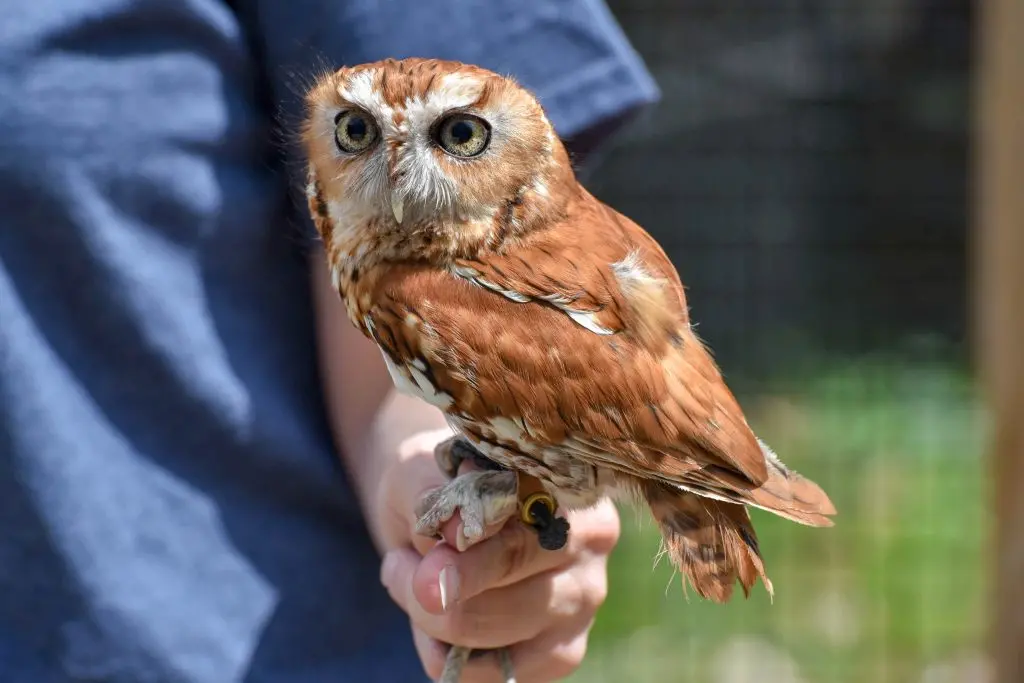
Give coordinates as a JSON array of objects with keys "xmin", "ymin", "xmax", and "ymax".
[{"xmin": 375, "ymin": 429, "xmax": 620, "ymax": 682}]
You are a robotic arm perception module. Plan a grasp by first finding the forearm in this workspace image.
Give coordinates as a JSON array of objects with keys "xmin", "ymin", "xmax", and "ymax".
[{"xmin": 310, "ymin": 255, "xmax": 450, "ymax": 550}]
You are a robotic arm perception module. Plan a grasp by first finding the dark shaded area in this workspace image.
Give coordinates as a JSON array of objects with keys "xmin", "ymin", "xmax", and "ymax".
[{"xmin": 588, "ymin": 0, "xmax": 971, "ymax": 384}]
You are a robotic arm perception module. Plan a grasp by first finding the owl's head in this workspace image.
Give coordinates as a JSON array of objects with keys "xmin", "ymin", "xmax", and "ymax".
[{"xmin": 301, "ymin": 58, "xmax": 578, "ymax": 261}]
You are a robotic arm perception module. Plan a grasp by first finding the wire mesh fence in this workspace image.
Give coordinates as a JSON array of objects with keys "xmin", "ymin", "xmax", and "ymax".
[{"xmin": 568, "ymin": 2, "xmax": 985, "ymax": 682}]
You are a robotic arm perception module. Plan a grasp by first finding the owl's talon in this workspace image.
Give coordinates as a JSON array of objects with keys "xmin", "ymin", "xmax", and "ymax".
[
  {"xmin": 414, "ymin": 470, "xmax": 519, "ymax": 545},
  {"xmin": 435, "ymin": 437, "xmax": 505, "ymax": 479},
  {"xmin": 433, "ymin": 437, "xmax": 464, "ymax": 479}
]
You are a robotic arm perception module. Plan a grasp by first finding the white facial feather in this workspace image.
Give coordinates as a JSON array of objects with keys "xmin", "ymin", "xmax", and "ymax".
[
  {"xmin": 328, "ymin": 69, "xmax": 393, "ymax": 210},
  {"xmin": 336, "ymin": 69, "xmax": 395, "ymax": 129},
  {"xmin": 323, "ymin": 68, "xmax": 538, "ymax": 230},
  {"xmin": 394, "ymin": 93, "xmax": 457, "ymax": 212},
  {"xmin": 394, "ymin": 72, "xmax": 491, "ymax": 215},
  {"xmin": 324, "ymin": 198, "xmax": 377, "ymax": 267}
]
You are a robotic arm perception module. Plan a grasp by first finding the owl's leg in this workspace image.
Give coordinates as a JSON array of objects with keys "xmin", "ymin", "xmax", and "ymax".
[
  {"xmin": 434, "ymin": 436, "xmax": 505, "ymax": 479},
  {"xmin": 414, "ymin": 468, "xmax": 519, "ymax": 550},
  {"xmin": 440, "ymin": 645, "xmax": 516, "ymax": 683},
  {"xmin": 438, "ymin": 645, "xmax": 469, "ymax": 683}
]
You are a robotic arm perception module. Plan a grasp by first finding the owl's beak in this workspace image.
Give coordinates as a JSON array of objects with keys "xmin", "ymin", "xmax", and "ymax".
[{"xmin": 390, "ymin": 190, "xmax": 404, "ymax": 225}]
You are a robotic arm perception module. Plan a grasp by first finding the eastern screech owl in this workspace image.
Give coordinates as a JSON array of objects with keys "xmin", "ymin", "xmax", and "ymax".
[{"xmin": 300, "ymin": 57, "xmax": 835, "ymax": 682}]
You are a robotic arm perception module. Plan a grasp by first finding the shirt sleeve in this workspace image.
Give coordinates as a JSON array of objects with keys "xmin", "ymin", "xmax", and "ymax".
[{"xmin": 233, "ymin": 0, "xmax": 660, "ymax": 159}]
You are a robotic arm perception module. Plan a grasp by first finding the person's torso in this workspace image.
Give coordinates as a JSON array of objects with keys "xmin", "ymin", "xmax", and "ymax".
[{"xmin": 0, "ymin": 1, "xmax": 422, "ymax": 680}]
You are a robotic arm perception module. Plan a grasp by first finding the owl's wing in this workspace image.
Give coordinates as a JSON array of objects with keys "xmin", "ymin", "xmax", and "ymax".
[
  {"xmin": 366, "ymin": 191, "xmax": 782, "ymax": 487},
  {"xmin": 365, "ymin": 248, "xmax": 835, "ymax": 525},
  {"xmin": 453, "ymin": 193, "xmax": 689, "ymax": 342}
]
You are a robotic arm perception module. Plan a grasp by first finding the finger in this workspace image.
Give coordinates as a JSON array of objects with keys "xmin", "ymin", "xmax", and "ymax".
[
  {"xmin": 504, "ymin": 611, "xmax": 596, "ymax": 683},
  {"xmin": 413, "ymin": 611, "xmax": 599, "ymax": 683},
  {"xmin": 383, "ymin": 547, "xmax": 588, "ymax": 651},
  {"xmin": 411, "ymin": 627, "xmax": 509, "ymax": 683},
  {"xmin": 500, "ymin": 558, "xmax": 611, "ymax": 682},
  {"xmin": 416, "ymin": 497, "xmax": 620, "ymax": 614},
  {"xmin": 433, "ymin": 502, "xmax": 515, "ymax": 555},
  {"xmin": 414, "ymin": 518, "xmax": 572, "ymax": 614},
  {"xmin": 410, "ymin": 533, "xmax": 443, "ymax": 560},
  {"xmin": 409, "ymin": 625, "xmax": 449, "ymax": 682}
]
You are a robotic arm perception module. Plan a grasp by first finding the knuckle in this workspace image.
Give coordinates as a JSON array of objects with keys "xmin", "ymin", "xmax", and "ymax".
[
  {"xmin": 548, "ymin": 636, "xmax": 589, "ymax": 679},
  {"xmin": 567, "ymin": 500, "xmax": 621, "ymax": 557},
  {"xmin": 567, "ymin": 565, "xmax": 607, "ymax": 615},
  {"xmin": 421, "ymin": 653, "xmax": 445, "ymax": 680},
  {"xmin": 413, "ymin": 631, "xmax": 447, "ymax": 679},
  {"xmin": 497, "ymin": 525, "xmax": 532, "ymax": 581},
  {"xmin": 441, "ymin": 608, "xmax": 485, "ymax": 645},
  {"xmin": 582, "ymin": 566, "xmax": 609, "ymax": 609},
  {"xmin": 587, "ymin": 502, "xmax": 621, "ymax": 552}
]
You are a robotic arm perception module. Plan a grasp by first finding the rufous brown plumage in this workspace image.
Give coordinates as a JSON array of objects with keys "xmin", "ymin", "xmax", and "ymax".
[{"xmin": 300, "ymin": 58, "xmax": 836, "ymax": 611}]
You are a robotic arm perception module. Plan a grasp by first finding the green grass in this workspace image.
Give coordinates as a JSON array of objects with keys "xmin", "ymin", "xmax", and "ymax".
[{"xmin": 568, "ymin": 356, "xmax": 990, "ymax": 683}]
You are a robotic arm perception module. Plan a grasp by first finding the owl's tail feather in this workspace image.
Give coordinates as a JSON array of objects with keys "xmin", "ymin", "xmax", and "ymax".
[
  {"xmin": 691, "ymin": 438, "xmax": 837, "ymax": 528},
  {"xmin": 748, "ymin": 437, "xmax": 836, "ymax": 526},
  {"xmin": 642, "ymin": 481, "xmax": 772, "ymax": 603}
]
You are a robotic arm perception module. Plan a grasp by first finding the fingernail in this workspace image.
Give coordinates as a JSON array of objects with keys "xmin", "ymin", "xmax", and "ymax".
[
  {"xmin": 439, "ymin": 565, "xmax": 460, "ymax": 611},
  {"xmin": 380, "ymin": 552, "xmax": 398, "ymax": 589}
]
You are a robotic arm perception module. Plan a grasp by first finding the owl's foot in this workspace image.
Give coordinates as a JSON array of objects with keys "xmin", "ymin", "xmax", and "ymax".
[
  {"xmin": 414, "ymin": 470, "xmax": 519, "ymax": 551},
  {"xmin": 434, "ymin": 436, "xmax": 505, "ymax": 479}
]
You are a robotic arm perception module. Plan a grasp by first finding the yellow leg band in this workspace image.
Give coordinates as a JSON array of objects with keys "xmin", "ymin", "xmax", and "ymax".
[{"xmin": 520, "ymin": 491, "xmax": 557, "ymax": 527}]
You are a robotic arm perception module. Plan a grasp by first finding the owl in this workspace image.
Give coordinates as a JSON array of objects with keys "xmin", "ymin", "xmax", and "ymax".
[{"xmin": 300, "ymin": 58, "xmax": 835, "ymax": 681}]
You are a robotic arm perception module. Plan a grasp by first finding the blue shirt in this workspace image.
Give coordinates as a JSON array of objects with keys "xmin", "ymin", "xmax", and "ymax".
[{"xmin": 0, "ymin": 1, "xmax": 658, "ymax": 681}]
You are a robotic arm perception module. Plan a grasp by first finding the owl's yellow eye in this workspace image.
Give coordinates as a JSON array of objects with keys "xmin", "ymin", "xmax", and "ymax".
[
  {"xmin": 435, "ymin": 114, "xmax": 491, "ymax": 158},
  {"xmin": 334, "ymin": 110, "xmax": 379, "ymax": 153}
]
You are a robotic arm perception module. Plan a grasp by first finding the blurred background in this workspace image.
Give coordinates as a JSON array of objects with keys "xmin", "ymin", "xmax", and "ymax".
[{"xmin": 566, "ymin": 2, "xmax": 989, "ymax": 682}]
